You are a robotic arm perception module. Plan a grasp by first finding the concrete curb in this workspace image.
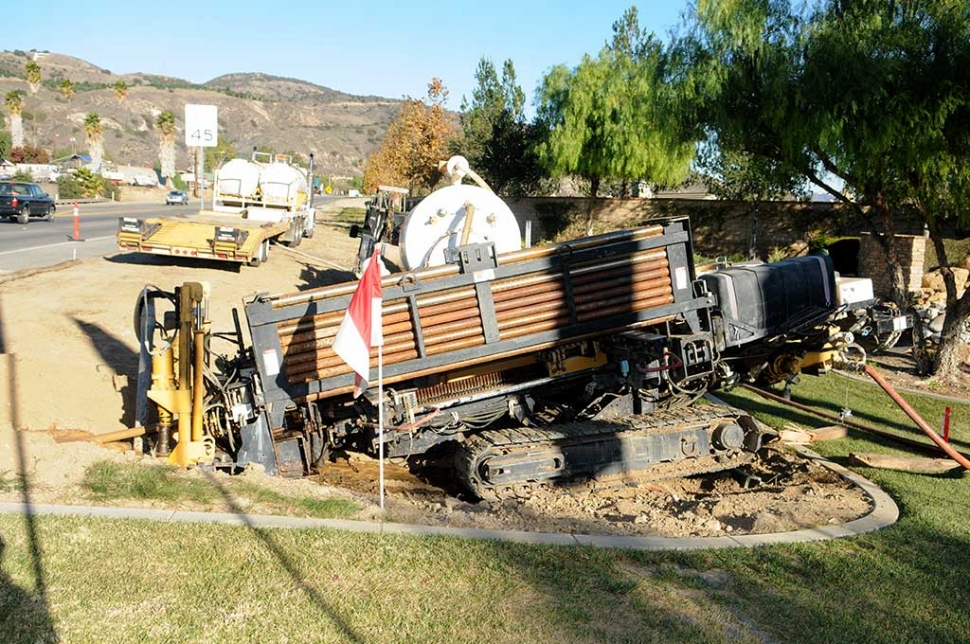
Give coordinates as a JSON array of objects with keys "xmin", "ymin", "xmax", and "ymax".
[{"xmin": 0, "ymin": 450, "xmax": 898, "ymax": 551}]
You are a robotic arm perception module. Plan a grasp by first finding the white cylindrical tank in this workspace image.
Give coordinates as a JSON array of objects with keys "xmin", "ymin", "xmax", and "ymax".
[
  {"xmin": 216, "ymin": 159, "xmax": 261, "ymax": 199},
  {"xmin": 259, "ymin": 162, "xmax": 308, "ymax": 206},
  {"xmin": 398, "ymin": 184, "xmax": 521, "ymax": 270}
]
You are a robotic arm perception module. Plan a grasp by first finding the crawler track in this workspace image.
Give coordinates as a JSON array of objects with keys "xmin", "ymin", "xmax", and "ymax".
[{"xmin": 455, "ymin": 406, "xmax": 760, "ymax": 500}]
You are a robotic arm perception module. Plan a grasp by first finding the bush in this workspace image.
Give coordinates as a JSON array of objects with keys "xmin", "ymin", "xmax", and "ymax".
[
  {"xmin": 105, "ymin": 183, "xmax": 123, "ymax": 201},
  {"xmin": 11, "ymin": 169, "xmax": 34, "ymax": 182},
  {"xmin": 56, "ymin": 175, "xmax": 83, "ymax": 200}
]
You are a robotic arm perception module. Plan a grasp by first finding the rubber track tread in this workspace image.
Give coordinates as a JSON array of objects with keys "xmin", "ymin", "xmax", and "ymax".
[{"xmin": 456, "ymin": 406, "xmax": 751, "ymax": 501}]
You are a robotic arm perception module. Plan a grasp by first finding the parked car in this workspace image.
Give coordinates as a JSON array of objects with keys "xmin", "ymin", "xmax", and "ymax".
[
  {"xmin": 0, "ymin": 181, "xmax": 56, "ymax": 224},
  {"xmin": 165, "ymin": 190, "xmax": 189, "ymax": 206}
]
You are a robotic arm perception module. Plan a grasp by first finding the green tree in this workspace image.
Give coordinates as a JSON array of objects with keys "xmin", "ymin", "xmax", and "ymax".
[
  {"xmin": 156, "ymin": 110, "xmax": 178, "ymax": 184},
  {"xmin": 0, "ymin": 129, "xmax": 10, "ymax": 159},
  {"xmin": 538, "ymin": 7, "xmax": 693, "ymax": 234},
  {"xmin": 25, "ymin": 60, "xmax": 41, "ymax": 94},
  {"xmin": 281, "ymin": 150, "xmax": 308, "ymax": 167},
  {"xmin": 58, "ymin": 78, "xmax": 75, "ymax": 103},
  {"xmin": 83, "ymin": 112, "xmax": 105, "ymax": 167},
  {"xmin": 4, "ymin": 90, "xmax": 25, "ymax": 148},
  {"xmin": 457, "ymin": 58, "xmax": 544, "ymax": 195},
  {"xmin": 676, "ymin": 0, "xmax": 970, "ymax": 379},
  {"xmin": 72, "ymin": 167, "xmax": 107, "ymax": 198},
  {"xmin": 205, "ymin": 136, "xmax": 238, "ymax": 170}
]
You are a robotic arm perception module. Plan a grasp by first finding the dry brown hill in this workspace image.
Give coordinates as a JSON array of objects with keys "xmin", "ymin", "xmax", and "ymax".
[{"xmin": 0, "ymin": 49, "xmax": 402, "ymax": 178}]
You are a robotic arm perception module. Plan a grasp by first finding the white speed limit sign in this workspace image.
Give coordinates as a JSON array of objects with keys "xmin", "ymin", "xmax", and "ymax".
[{"xmin": 185, "ymin": 104, "xmax": 218, "ymax": 147}]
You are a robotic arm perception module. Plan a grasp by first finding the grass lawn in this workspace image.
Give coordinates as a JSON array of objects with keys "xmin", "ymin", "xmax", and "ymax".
[{"xmin": 1, "ymin": 370, "xmax": 968, "ymax": 643}]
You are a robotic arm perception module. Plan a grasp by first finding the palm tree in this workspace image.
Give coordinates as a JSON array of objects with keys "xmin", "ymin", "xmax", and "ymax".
[
  {"xmin": 113, "ymin": 80, "xmax": 128, "ymax": 103},
  {"xmin": 5, "ymin": 90, "xmax": 25, "ymax": 148},
  {"xmin": 84, "ymin": 111, "xmax": 105, "ymax": 168},
  {"xmin": 59, "ymin": 78, "xmax": 75, "ymax": 103},
  {"xmin": 25, "ymin": 60, "xmax": 41, "ymax": 95},
  {"xmin": 156, "ymin": 110, "xmax": 177, "ymax": 186}
]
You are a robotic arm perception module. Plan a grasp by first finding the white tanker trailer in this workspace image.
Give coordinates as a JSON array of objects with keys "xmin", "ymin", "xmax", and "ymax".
[{"xmin": 118, "ymin": 151, "xmax": 316, "ymax": 267}]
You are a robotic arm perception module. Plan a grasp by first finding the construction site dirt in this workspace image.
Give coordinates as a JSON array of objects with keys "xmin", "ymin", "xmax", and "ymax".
[{"xmin": 1, "ymin": 203, "xmax": 962, "ymax": 539}]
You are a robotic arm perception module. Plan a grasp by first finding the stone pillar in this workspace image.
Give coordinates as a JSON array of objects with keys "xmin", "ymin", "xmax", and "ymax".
[{"xmin": 858, "ymin": 233, "xmax": 926, "ymax": 299}]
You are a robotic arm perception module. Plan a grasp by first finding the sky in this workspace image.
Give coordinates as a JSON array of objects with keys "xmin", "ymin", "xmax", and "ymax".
[{"xmin": 5, "ymin": 1, "xmax": 690, "ymax": 112}]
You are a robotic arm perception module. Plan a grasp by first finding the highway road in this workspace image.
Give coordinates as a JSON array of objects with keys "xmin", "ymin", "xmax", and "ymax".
[
  {"xmin": 0, "ymin": 196, "xmax": 338, "ymax": 275},
  {"xmin": 0, "ymin": 200, "xmax": 198, "ymax": 275}
]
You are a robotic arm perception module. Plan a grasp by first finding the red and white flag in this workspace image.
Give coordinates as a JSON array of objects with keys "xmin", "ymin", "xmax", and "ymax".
[{"xmin": 333, "ymin": 249, "xmax": 384, "ymax": 397}]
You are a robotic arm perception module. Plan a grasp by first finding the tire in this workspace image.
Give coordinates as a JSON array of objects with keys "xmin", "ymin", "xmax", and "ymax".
[
  {"xmin": 249, "ymin": 239, "xmax": 269, "ymax": 267},
  {"xmin": 304, "ymin": 213, "xmax": 316, "ymax": 239},
  {"xmin": 45, "ymin": 205, "xmax": 56, "ymax": 222},
  {"xmin": 16, "ymin": 206, "xmax": 29, "ymax": 225}
]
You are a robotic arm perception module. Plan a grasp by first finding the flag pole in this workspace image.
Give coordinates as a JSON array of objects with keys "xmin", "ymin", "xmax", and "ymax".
[{"xmin": 378, "ymin": 343, "xmax": 385, "ymax": 510}]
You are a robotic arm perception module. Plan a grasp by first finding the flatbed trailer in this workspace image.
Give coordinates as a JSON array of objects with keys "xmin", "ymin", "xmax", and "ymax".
[{"xmin": 117, "ymin": 210, "xmax": 304, "ymax": 266}]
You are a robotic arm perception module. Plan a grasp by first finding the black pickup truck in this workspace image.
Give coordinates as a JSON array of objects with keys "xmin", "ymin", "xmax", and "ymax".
[{"xmin": 0, "ymin": 181, "xmax": 57, "ymax": 224}]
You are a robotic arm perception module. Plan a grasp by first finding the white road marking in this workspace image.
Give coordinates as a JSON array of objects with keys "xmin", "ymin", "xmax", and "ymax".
[{"xmin": 0, "ymin": 235, "xmax": 115, "ymax": 257}]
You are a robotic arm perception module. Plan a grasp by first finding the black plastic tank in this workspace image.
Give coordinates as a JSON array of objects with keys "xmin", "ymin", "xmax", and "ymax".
[{"xmin": 699, "ymin": 255, "xmax": 836, "ymax": 348}]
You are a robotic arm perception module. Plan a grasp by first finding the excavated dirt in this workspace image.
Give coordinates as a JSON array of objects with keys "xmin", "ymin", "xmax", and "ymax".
[{"xmin": 2, "ymin": 201, "xmax": 944, "ymax": 538}]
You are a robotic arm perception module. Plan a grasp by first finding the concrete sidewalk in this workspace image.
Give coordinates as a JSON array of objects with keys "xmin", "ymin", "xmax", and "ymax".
[{"xmin": 0, "ymin": 448, "xmax": 899, "ymax": 551}]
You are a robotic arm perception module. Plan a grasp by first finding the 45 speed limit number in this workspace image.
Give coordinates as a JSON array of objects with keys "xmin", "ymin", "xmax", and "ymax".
[{"xmin": 184, "ymin": 104, "xmax": 218, "ymax": 147}]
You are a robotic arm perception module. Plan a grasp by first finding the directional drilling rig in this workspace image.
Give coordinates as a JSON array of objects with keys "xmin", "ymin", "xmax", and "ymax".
[{"xmin": 134, "ymin": 159, "xmax": 883, "ymax": 499}]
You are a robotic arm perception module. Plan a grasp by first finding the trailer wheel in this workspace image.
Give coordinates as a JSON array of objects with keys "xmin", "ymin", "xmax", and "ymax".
[{"xmin": 249, "ymin": 239, "xmax": 269, "ymax": 267}]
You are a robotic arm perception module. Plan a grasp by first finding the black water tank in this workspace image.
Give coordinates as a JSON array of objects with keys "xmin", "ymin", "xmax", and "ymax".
[{"xmin": 699, "ymin": 255, "xmax": 836, "ymax": 348}]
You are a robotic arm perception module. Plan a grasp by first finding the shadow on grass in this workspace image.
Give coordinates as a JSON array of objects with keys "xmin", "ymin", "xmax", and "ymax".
[
  {"xmin": 638, "ymin": 515, "xmax": 970, "ymax": 644},
  {"xmin": 200, "ymin": 471, "xmax": 364, "ymax": 643}
]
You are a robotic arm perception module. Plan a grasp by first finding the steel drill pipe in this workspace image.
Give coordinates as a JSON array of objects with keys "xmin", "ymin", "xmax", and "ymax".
[
  {"xmin": 281, "ymin": 317, "xmax": 416, "ymax": 355},
  {"xmin": 576, "ymin": 285, "xmax": 673, "ymax": 315},
  {"xmin": 417, "ymin": 296, "xmax": 481, "ymax": 318},
  {"xmin": 289, "ymin": 347, "xmax": 421, "ymax": 381},
  {"xmin": 276, "ymin": 302, "xmax": 412, "ymax": 336},
  {"xmin": 285, "ymin": 277, "xmax": 670, "ymax": 371},
  {"xmin": 417, "ymin": 306, "xmax": 483, "ymax": 329},
  {"xmin": 268, "ymin": 224, "xmax": 668, "ymax": 309},
  {"xmin": 426, "ymin": 334, "xmax": 487, "ymax": 356},
  {"xmin": 499, "ymin": 316, "xmax": 571, "ymax": 339},
  {"xmin": 287, "ymin": 331, "xmax": 419, "ymax": 369},
  {"xmin": 741, "ymin": 382, "xmax": 970, "ymax": 464},
  {"xmin": 864, "ymin": 365, "xmax": 970, "ymax": 470},
  {"xmin": 423, "ymin": 326, "xmax": 487, "ymax": 347},
  {"xmin": 491, "ymin": 262, "xmax": 670, "ymax": 307},
  {"xmin": 569, "ymin": 252, "xmax": 669, "ymax": 281}
]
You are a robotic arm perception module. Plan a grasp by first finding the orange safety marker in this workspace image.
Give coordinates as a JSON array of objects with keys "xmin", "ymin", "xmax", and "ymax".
[
  {"xmin": 942, "ymin": 407, "xmax": 951, "ymax": 443},
  {"xmin": 69, "ymin": 201, "xmax": 85, "ymax": 241}
]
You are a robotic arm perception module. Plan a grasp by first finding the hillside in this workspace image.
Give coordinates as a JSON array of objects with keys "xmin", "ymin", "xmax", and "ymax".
[{"xmin": 0, "ymin": 50, "xmax": 403, "ymax": 178}]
